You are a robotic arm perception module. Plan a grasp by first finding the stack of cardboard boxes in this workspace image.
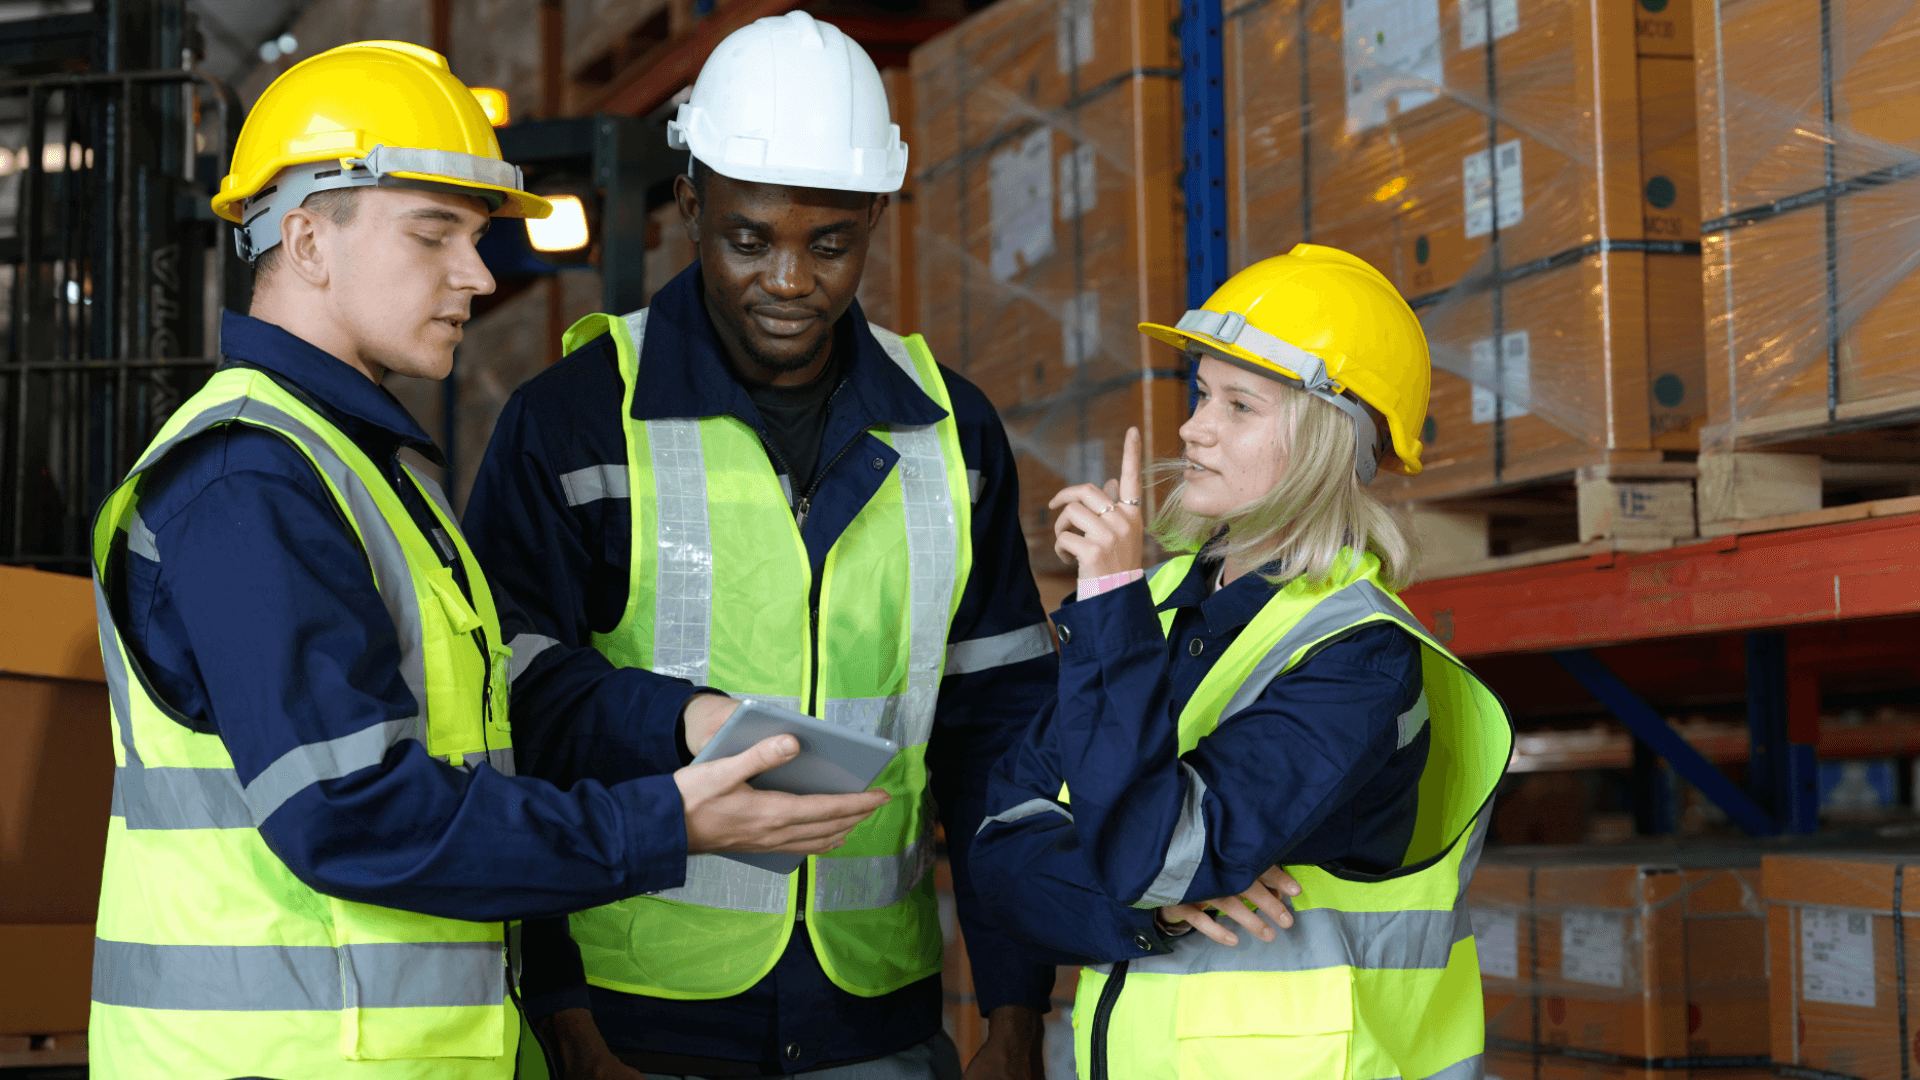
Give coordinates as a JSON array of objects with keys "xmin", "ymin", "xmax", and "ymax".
[
  {"xmin": 1695, "ymin": 0, "xmax": 1920, "ymax": 455},
  {"xmin": 1223, "ymin": 0, "xmax": 1708, "ymax": 510},
  {"xmin": 908, "ymin": 0, "xmax": 1189, "ymax": 572},
  {"xmin": 1468, "ymin": 849, "xmax": 1771, "ymax": 1079}
]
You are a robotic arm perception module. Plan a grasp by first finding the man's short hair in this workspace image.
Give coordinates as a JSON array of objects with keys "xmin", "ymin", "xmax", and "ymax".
[
  {"xmin": 686, "ymin": 155, "xmax": 877, "ymax": 207},
  {"xmin": 250, "ymin": 187, "xmax": 364, "ymax": 284}
]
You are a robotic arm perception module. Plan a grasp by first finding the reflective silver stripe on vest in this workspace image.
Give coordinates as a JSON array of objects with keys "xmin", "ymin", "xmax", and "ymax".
[
  {"xmin": 647, "ymin": 414, "xmax": 713, "ymax": 683},
  {"xmin": 1216, "ymin": 578, "xmax": 1429, "ymax": 723},
  {"xmin": 1399, "ymin": 690, "xmax": 1431, "ymax": 749},
  {"xmin": 92, "ymin": 938, "xmax": 503, "ymax": 1011},
  {"xmin": 459, "ymin": 748, "xmax": 519, "ymax": 774},
  {"xmin": 813, "ymin": 827, "xmax": 935, "ymax": 912},
  {"xmin": 508, "ymin": 633, "xmax": 561, "ymax": 683},
  {"xmin": 1125, "ymin": 904, "xmax": 1468, "ymax": 976},
  {"xmin": 824, "ymin": 694, "xmax": 933, "ymax": 748},
  {"xmin": 945, "ymin": 622, "xmax": 1054, "ymax": 676},
  {"xmin": 1133, "ymin": 762, "xmax": 1209, "ymax": 909},
  {"xmin": 559, "ymin": 464, "xmax": 629, "ymax": 506},
  {"xmin": 112, "ymin": 765, "xmax": 253, "ymax": 830},
  {"xmin": 1415, "ymin": 1053, "xmax": 1485, "ymax": 1080},
  {"xmin": 404, "ymin": 461, "xmax": 459, "ymax": 525},
  {"xmin": 870, "ymin": 327, "xmax": 959, "ymax": 754},
  {"xmin": 967, "ymin": 468, "xmax": 983, "ymax": 504},
  {"xmin": 93, "ymin": 579, "xmax": 142, "ymax": 769},
  {"xmin": 651, "ymin": 855, "xmax": 792, "ymax": 914}
]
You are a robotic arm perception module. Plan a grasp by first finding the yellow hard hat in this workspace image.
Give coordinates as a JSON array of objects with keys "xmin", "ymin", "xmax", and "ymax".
[
  {"xmin": 213, "ymin": 40, "xmax": 551, "ymax": 260},
  {"xmin": 1138, "ymin": 244, "xmax": 1430, "ymax": 481}
]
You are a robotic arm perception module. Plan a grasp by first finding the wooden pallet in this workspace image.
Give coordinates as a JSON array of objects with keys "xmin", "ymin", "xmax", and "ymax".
[{"xmin": 0, "ymin": 1032, "xmax": 86, "ymax": 1069}]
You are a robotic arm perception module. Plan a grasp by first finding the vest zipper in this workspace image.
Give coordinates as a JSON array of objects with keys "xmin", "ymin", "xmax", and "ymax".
[{"xmin": 1089, "ymin": 960, "xmax": 1129, "ymax": 1080}]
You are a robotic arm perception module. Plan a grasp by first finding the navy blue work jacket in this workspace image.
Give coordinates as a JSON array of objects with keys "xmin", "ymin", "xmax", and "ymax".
[
  {"xmin": 463, "ymin": 263, "xmax": 1060, "ymax": 1075},
  {"xmin": 971, "ymin": 557, "xmax": 1428, "ymax": 965},
  {"xmin": 110, "ymin": 310, "xmax": 705, "ymax": 924}
]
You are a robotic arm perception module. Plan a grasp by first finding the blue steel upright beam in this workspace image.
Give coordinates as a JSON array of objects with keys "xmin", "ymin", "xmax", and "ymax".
[
  {"xmin": 1552, "ymin": 650, "xmax": 1778, "ymax": 837},
  {"xmin": 1746, "ymin": 632, "xmax": 1820, "ymax": 834},
  {"xmin": 1180, "ymin": 0, "xmax": 1230, "ymax": 310}
]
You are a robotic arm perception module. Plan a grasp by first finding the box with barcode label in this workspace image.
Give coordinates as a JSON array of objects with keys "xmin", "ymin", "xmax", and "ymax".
[
  {"xmin": 1222, "ymin": 0, "xmax": 1708, "ymax": 511},
  {"xmin": 1469, "ymin": 848, "xmax": 1771, "ymax": 1078},
  {"xmin": 1764, "ymin": 852, "xmax": 1920, "ymax": 1080}
]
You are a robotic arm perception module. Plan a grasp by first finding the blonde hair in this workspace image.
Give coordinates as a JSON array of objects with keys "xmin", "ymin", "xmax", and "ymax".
[{"xmin": 1148, "ymin": 380, "xmax": 1416, "ymax": 590}]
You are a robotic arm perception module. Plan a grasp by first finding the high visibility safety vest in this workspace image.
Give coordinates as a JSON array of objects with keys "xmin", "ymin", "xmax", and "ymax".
[
  {"xmin": 1070, "ymin": 552, "xmax": 1513, "ymax": 1080},
  {"xmin": 562, "ymin": 310, "xmax": 973, "ymax": 1000},
  {"xmin": 88, "ymin": 368, "xmax": 520, "ymax": 1079}
]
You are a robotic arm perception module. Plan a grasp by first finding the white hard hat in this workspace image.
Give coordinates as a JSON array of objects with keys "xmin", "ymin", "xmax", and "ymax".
[{"xmin": 668, "ymin": 11, "xmax": 907, "ymax": 193}]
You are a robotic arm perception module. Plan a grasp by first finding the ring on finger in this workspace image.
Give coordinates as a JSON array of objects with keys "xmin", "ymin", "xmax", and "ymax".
[
  {"xmin": 1121, "ymin": 498, "xmax": 1142, "ymax": 506},
  {"xmin": 1096, "ymin": 504, "xmax": 1116, "ymax": 516}
]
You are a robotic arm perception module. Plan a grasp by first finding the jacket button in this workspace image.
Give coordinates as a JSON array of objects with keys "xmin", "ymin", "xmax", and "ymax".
[
  {"xmin": 786, "ymin": 1042, "xmax": 802, "ymax": 1061},
  {"xmin": 1189, "ymin": 638, "xmax": 1205, "ymax": 656},
  {"xmin": 1134, "ymin": 934, "xmax": 1153, "ymax": 950},
  {"xmin": 1057, "ymin": 624, "xmax": 1073, "ymax": 645},
  {"xmin": 871, "ymin": 456, "xmax": 887, "ymax": 471}
]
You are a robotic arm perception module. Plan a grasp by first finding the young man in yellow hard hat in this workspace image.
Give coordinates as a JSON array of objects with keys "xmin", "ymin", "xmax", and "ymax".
[
  {"xmin": 464, "ymin": 12, "xmax": 1059, "ymax": 1080},
  {"xmin": 88, "ymin": 40, "xmax": 886, "ymax": 1080}
]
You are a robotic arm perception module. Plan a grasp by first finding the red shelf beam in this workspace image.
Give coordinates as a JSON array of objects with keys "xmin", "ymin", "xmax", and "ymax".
[{"xmin": 1400, "ymin": 511, "xmax": 1920, "ymax": 658}]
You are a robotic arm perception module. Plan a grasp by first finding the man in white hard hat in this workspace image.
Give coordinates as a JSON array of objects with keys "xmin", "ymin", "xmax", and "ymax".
[{"xmin": 464, "ymin": 11, "xmax": 1058, "ymax": 1080}]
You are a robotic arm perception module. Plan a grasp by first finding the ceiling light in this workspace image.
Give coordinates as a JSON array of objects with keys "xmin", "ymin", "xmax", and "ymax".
[
  {"xmin": 277, "ymin": 33, "xmax": 298, "ymax": 55},
  {"xmin": 471, "ymin": 87, "xmax": 511, "ymax": 127},
  {"xmin": 528, "ymin": 195, "xmax": 590, "ymax": 252},
  {"xmin": 258, "ymin": 40, "xmax": 281, "ymax": 63}
]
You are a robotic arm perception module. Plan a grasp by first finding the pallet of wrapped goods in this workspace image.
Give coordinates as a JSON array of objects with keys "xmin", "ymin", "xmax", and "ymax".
[
  {"xmin": 1693, "ymin": 0, "xmax": 1920, "ymax": 530},
  {"xmin": 1468, "ymin": 848, "xmax": 1772, "ymax": 1078},
  {"xmin": 1762, "ymin": 851, "xmax": 1920, "ymax": 1080},
  {"xmin": 1223, "ymin": 0, "xmax": 1710, "ymax": 564},
  {"xmin": 909, "ymin": 0, "xmax": 1188, "ymax": 573}
]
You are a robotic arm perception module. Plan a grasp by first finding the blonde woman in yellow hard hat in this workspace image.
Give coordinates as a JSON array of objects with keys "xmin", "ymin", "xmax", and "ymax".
[
  {"xmin": 87, "ymin": 41, "xmax": 885, "ymax": 1080},
  {"xmin": 970, "ymin": 245, "xmax": 1514, "ymax": 1080}
]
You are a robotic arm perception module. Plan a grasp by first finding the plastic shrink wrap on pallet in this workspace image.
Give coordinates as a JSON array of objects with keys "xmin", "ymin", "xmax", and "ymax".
[
  {"xmin": 1467, "ymin": 848, "xmax": 1771, "ymax": 1079},
  {"xmin": 1695, "ymin": 0, "xmax": 1920, "ymax": 454},
  {"xmin": 1762, "ymin": 852, "xmax": 1920, "ymax": 1080},
  {"xmin": 909, "ymin": 0, "xmax": 1188, "ymax": 572},
  {"xmin": 1223, "ymin": 0, "xmax": 1707, "ymax": 503}
]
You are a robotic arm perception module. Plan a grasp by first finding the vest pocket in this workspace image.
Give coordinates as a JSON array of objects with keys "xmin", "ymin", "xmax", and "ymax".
[{"xmin": 1173, "ymin": 968, "xmax": 1353, "ymax": 1080}]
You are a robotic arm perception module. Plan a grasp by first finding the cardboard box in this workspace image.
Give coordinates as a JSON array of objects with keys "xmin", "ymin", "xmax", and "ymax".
[
  {"xmin": 1763, "ymin": 852, "xmax": 1920, "ymax": 1080},
  {"xmin": 0, "ymin": 925, "xmax": 93, "ymax": 1036},
  {"xmin": 1224, "ymin": 0, "xmax": 1705, "ymax": 501},
  {"xmin": 910, "ymin": 0, "xmax": 1187, "ymax": 572},
  {"xmin": 1695, "ymin": 0, "xmax": 1920, "ymax": 452},
  {"xmin": 1469, "ymin": 849, "xmax": 1771, "ymax": 1078}
]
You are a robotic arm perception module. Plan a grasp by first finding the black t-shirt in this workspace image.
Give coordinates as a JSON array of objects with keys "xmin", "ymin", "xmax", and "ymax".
[{"xmin": 732, "ymin": 319, "xmax": 851, "ymax": 500}]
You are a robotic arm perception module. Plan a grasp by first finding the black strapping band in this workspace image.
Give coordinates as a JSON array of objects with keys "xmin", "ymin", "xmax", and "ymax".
[{"xmin": 1406, "ymin": 238, "xmax": 1704, "ymax": 312}]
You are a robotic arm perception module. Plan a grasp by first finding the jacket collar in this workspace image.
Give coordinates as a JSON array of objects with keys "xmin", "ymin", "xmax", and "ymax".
[
  {"xmin": 1155, "ymin": 553, "xmax": 1284, "ymax": 637},
  {"xmin": 218, "ymin": 309, "xmax": 445, "ymax": 463},
  {"xmin": 631, "ymin": 261, "xmax": 947, "ymax": 430}
]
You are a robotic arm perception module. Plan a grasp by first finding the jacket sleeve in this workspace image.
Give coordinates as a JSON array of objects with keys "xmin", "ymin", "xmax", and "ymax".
[
  {"xmin": 1041, "ymin": 580, "xmax": 1423, "ymax": 910},
  {"xmin": 464, "ymin": 386, "xmax": 696, "ymax": 789},
  {"xmin": 969, "ymin": 697, "xmax": 1173, "ymax": 967},
  {"xmin": 143, "ymin": 439, "xmax": 691, "ymax": 923},
  {"xmin": 927, "ymin": 368, "xmax": 1061, "ymax": 1015}
]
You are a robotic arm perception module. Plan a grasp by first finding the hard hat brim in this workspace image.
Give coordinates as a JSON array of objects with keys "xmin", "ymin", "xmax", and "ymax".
[
  {"xmin": 212, "ymin": 157, "xmax": 552, "ymax": 222},
  {"xmin": 1137, "ymin": 319, "xmax": 1423, "ymax": 476}
]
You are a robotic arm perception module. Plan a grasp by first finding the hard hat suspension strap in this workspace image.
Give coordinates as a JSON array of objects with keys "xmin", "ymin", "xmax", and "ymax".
[
  {"xmin": 1177, "ymin": 308, "xmax": 1383, "ymax": 485},
  {"xmin": 234, "ymin": 146, "xmax": 515, "ymax": 262}
]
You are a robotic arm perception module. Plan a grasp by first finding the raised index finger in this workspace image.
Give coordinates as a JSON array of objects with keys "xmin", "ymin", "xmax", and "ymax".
[{"xmin": 1119, "ymin": 426, "xmax": 1143, "ymax": 504}]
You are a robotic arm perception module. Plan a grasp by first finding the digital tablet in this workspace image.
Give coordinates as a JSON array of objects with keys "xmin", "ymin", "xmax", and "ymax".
[{"xmin": 688, "ymin": 698, "xmax": 900, "ymax": 874}]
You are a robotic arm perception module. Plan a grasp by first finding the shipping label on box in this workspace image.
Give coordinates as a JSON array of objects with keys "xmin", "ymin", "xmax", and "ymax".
[
  {"xmin": 990, "ymin": 129, "xmax": 1056, "ymax": 280},
  {"xmin": 1056, "ymin": 0, "xmax": 1094, "ymax": 72},
  {"xmin": 1343, "ymin": 0, "xmax": 1444, "ymax": 132},
  {"xmin": 1058, "ymin": 143, "xmax": 1098, "ymax": 219},
  {"xmin": 1800, "ymin": 906, "xmax": 1876, "ymax": 1007},
  {"xmin": 1561, "ymin": 908, "xmax": 1627, "ymax": 988},
  {"xmin": 1459, "ymin": 0, "xmax": 1518, "ymax": 48},
  {"xmin": 1061, "ymin": 290, "xmax": 1100, "ymax": 366},
  {"xmin": 1463, "ymin": 139, "xmax": 1524, "ymax": 237},
  {"xmin": 1472, "ymin": 907, "xmax": 1520, "ymax": 979},
  {"xmin": 1469, "ymin": 330, "xmax": 1531, "ymax": 422}
]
